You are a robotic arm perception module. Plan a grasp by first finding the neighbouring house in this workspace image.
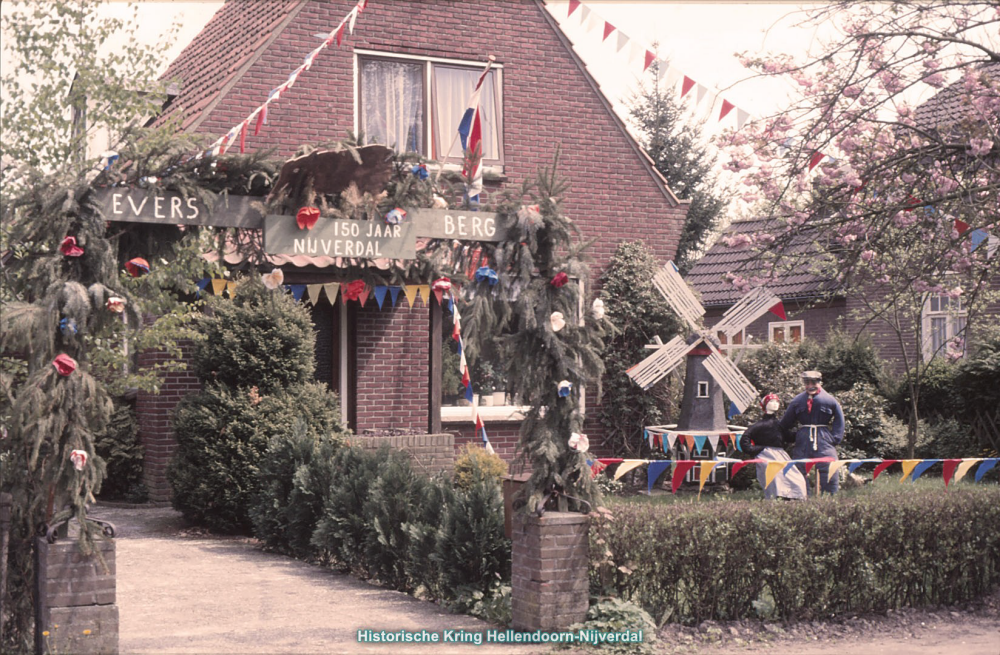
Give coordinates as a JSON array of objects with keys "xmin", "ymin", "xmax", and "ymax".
[{"xmin": 131, "ymin": 0, "xmax": 691, "ymax": 501}]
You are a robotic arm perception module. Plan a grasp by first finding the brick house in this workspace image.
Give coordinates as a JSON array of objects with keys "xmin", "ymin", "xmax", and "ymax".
[{"xmin": 136, "ymin": 0, "xmax": 690, "ymax": 500}]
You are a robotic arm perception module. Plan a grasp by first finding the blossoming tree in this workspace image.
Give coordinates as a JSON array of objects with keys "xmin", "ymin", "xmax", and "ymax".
[{"xmin": 721, "ymin": 1, "xmax": 999, "ymax": 455}]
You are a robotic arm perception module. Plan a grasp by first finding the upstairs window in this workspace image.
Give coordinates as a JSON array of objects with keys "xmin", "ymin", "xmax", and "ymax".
[
  {"xmin": 922, "ymin": 293, "xmax": 966, "ymax": 360},
  {"xmin": 358, "ymin": 53, "xmax": 503, "ymax": 166}
]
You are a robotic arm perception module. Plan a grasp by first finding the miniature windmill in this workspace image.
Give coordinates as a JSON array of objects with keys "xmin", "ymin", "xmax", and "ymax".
[{"xmin": 628, "ymin": 262, "xmax": 785, "ymax": 460}]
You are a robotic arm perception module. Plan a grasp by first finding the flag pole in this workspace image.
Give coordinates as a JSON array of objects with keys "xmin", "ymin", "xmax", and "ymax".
[{"xmin": 433, "ymin": 55, "xmax": 495, "ymax": 191}]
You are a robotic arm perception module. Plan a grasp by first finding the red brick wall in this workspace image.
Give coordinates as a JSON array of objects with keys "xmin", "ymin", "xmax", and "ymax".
[{"xmin": 135, "ymin": 342, "xmax": 201, "ymax": 503}]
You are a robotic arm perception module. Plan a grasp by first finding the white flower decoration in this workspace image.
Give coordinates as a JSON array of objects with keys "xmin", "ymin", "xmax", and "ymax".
[
  {"xmin": 262, "ymin": 268, "xmax": 284, "ymax": 290},
  {"xmin": 591, "ymin": 298, "xmax": 605, "ymax": 320},
  {"xmin": 568, "ymin": 432, "xmax": 589, "ymax": 453},
  {"xmin": 550, "ymin": 311, "xmax": 566, "ymax": 332}
]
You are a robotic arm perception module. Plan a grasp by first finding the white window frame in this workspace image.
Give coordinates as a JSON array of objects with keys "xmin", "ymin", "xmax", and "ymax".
[
  {"xmin": 717, "ymin": 327, "xmax": 757, "ymax": 356},
  {"xmin": 353, "ymin": 49, "xmax": 504, "ymax": 174},
  {"xmin": 921, "ymin": 293, "xmax": 967, "ymax": 361},
  {"xmin": 769, "ymin": 320, "xmax": 804, "ymax": 344},
  {"xmin": 696, "ymin": 381, "xmax": 709, "ymax": 398}
]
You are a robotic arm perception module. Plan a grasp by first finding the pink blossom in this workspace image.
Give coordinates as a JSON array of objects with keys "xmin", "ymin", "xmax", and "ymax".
[
  {"xmin": 844, "ymin": 85, "xmax": 863, "ymax": 98},
  {"xmin": 922, "ymin": 73, "xmax": 945, "ymax": 88},
  {"xmin": 969, "ymin": 138, "xmax": 993, "ymax": 157},
  {"xmin": 722, "ymin": 234, "xmax": 754, "ymax": 249},
  {"xmin": 861, "ymin": 249, "xmax": 875, "ymax": 262}
]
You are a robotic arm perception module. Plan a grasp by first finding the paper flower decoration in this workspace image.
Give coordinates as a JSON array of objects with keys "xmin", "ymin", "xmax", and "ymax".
[
  {"xmin": 52, "ymin": 354, "xmax": 77, "ymax": 376},
  {"xmin": 385, "ymin": 208, "xmax": 407, "ymax": 225},
  {"xmin": 517, "ymin": 204, "xmax": 542, "ymax": 224},
  {"xmin": 550, "ymin": 311, "xmax": 566, "ymax": 332},
  {"xmin": 558, "ymin": 380, "xmax": 572, "ymax": 398},
  {"xmin": 343, "ymin": 280, "xmax": 366, "ymax": 301},
  {"xmin": 138, "ymin": 176, "xmax": 159, "ymax": 188},
  {"xmin": 474, "ymin": 266, "xmax": 499, "ymax": 286},
  {"xmin": 59, "ymin": 318, "xmax": 78, "ymax": 336},
  {"xmin": 262, "ymin": 268, "xmax": 284, "ymax": 290},
  {"xmin": 125, "ymin": 257, "xmax": 150, "ymax": 277},
  {"xmin": 432, "ymin": 278, "xmax": 452, "ymax": 293},
  {"xmin": 411, "ymin": 164, "xmax": 429, "ymax": 180},
  {"xmin": 59, "ymin": 236, "xmax": 84, "ymax": 257},
  {"xmin": 591, "ymin": 298, "xmax": 605, "ymax": 320},
  {"xmin": 568, "ymin": 432, "xmax": 589, "ymax": 453},
  {"xmin": 432, "ymin": 194, "xmax": 449, "ymax": 209},
  {"xmin": 106, "ymin": 297, "xmax": 126, "ymax": 313},
  {"xmin": 70, "ymin": 449, "xmax": 89, "ymax": 471},
  {"xmin": 551, "ymin": 272, "xmax": 569, "ymax": 288},
  {"xmin": 296, "ymin": 206, "xmax": 320, "ymax": 230}
]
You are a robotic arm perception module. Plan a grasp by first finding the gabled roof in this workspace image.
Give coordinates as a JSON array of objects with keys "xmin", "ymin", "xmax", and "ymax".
[
  {"xmin": 686, "ymin": 218, "xmax": 836, "ymax": 307},
  {"xmin": 913, "ymin": 61, "xmax": 1000, "ymax": 134}
]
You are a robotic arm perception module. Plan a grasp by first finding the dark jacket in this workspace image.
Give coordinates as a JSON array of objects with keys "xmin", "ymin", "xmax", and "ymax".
[{"xmin": 738, "ymin": 415, "xmax": 792, "ymax": 457}]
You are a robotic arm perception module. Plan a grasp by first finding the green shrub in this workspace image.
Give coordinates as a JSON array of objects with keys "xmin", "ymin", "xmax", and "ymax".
[
  {"xmin": 453, "ymin": 443, "xmax": 508, "ymax": 490},
  {"xmin": 569, "ymin": 598, "xmax": 657, "ymax": 654},
  {"xmin": 596, "ymin": 486, "xmax": 1000, "ymax": 623},
  {"xmin": 169, "ymin": 381, "xmax": 340, "ymax": 533},
  {"xmin": 806, "ymin": 330, "xmax": 885, "ymax": 394},
  {"xmin": 837, "ymin": 382, "xmax": 909, "ymax": 458},
  {"xmin": 95, "ymin": 399, "xmax": 147, "ymax": 502},
  {"xmin": 250, "ymin": 418, "xmax": 346, "ymax": 558},
  {"xmin": 193, "ymin": 282, "xmax": 315, "ymax": 393},
  {"xmin": 447, "ymin": 581, "xmax": 512, "ymax": 626}
]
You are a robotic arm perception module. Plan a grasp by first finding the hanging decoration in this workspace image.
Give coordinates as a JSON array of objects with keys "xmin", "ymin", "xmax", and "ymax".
[
  {"xmin": 105, "ymin": 297, "xmax": 126, "ymax": 313},
  {"xmin": 551, "ymin": 271, "xmax": 569, "ymax": 287},
  {"xmin": 69, "ymin": 450, "xmax": 89, "ymax": 471},
  {"xmin": 517, "ymin": 204, "xmax": 542, "ymax": 225},
  {"xmin": 385, "ymin": 208, "xmax": 407, "ymax": 225},
  {"xmin": 125, "ymin": 257, "xmax": 150, "ymax": 277},
  {"xmin": 296, "ymin": 206, "xmax": 321, "ymax": 230},
  {"xmin": 591, "ymin": 298, "xmax": 605, "ymax": 320},
  {"xmin": 550, "ymin": 311, "xmax": 566, "ymax": 332},
  {"xmin": 342, "ymin": 279, "xmax": 366, "ymax": 302},
  {"xmin": 558, "ymin": 380, "xmax": 572, "ymax": 397},
  {"xmin": 411, "ymin": 164, "xmax": 429, "ymax": 180},
  {"xmin": 262, "ymin": 268, "xmax": 284, "ymax": 290},
  {"xmin": 52, "ymin": 354, "xmax": 77, "ymax": 376},
  {"xmin": 59, "ymin": 236, "xmax": 84, "ymax": 257},
  {"xmin": 59, "ymin": 318, "xmax": 78, "ymax": 336},
  {"xmin": 568, "ymin": 432, "xmax": 590, "ymax": 452},
  {"xmin": 474, "ymin": 266, "xmax": 499, "ymax": 286},
  {"xmin": 432, "ymin": 277, "xmax": 453, "ymax": 305}
]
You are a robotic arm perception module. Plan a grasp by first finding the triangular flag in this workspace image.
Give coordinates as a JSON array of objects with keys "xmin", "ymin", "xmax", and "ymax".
[
  {"xmin": 226, "ymin": 281, "xmax": 238, "ymax": 295},
  {"xmin": 720, "ymin": 433, "xmax": 730, "ymax": 449},
  {"xmin": 782, "ymin": 461, "xmax": 799, "ymax": 477},
  {"xmin": 288, "ymin": 284, "xmax": 306, "ymax": 301},
  {"xmin": 987, "ymin": 234, "xmax": 998, "ymax": 259},
  {"xmin": 707, "ymin": 435, "xmax": 720, "ymax": 452},
  {"xmin": 698, "ymin": 461, "xmax": 719, "ymax": 492},
  {"xmin": 211, "ymin": 279, "xmax": 227, "ymax": 295},
  {"xmin": 736, "ymin": 108, "xmax": 751, "ymax": 129},
  {"xmin": 727, "ymin": 403, "xmax": 742, "ymax": 420},
  {"xmin": 974, "ymin": 458, "xmax": 998, "ymax": 482},
  {"xmin": 416, "ymin": 285, "xmax": 430, "ymax": 306},
  {"xmin": 970, "ymin": 228, "xmax": 989, "ymax": 252},
  {"xmin": 348, "ymin": 6, "xmax": 358, "ymax": 33},
  {"xmin": 357, "ymin": 284, "xmax": 370, "ymax": 307},
  {"xmin": 731, "ymin": 459, "xmax": 762, "ymax": 477},
  {"xmin": 803, "ymin": 457, "xmax": 833, "ymax": 475},
  {"xmin": 403, "ymin": 285, "xmax": 418, "ymax": 308},
  {"xmin": 764, "ymin": 461, "xmax": 785, "ymax": 489},
  {"xmin": 684, "ymin": 434, "xmax": 695, "ymax": 451},
  {"xmin": 872, "ymin": 459, "xmax": 898, "ymax": 480},
  {"xmin": 644, "ymin": 429, "xmax": 650, "ymax": 446},
  {"xmin": 389, "ymin": 286, "xmax": 401, "ymax": 307},
  {"xmin": 373, "ymin": 285, "xmax": 388, "ymax": 309},
  {"xmin": 567, "ymin": 0, "xmax": 580, "ymax": 17},
  {"xmin": 647, "ymin": 461, "xmax": 672, "ymax": 493},
  {"xmin": 953, "ymin": 459, "xmax": 981, "ymax": 484},
  {"xmin": 768, "ymin": 301, "xmax": 787, "ymax": 320},
  {"xmin": 579, "ymin": 4, "xmax": 591, "ymax": 26},
  {"xmin": 666, "ymin": 433, "xmax": 678, "ymax": 451},
  {"xmin": 695, "ymin": 84, "xmax": 708, "ymax": 105},
  {"xmin": 585, "ymin": 8, "xmax": 602, "ymax": 33},
  {"xmin": 900, "ymin": 459, "xmax": 920, "ymax": 482},
  {"xmin": 848, "ymin": 460, "xmax": 874, "ymax": 474},
  {"xmin": 602, "ymin": 21, "xmax": 615, "ymax": 42},
  {"xmin": 681, "ymin": 76, "xmax": 696, "ymax": 98},
  {"xmin": 671, "ymin": 461, "xmax": 697, "ymax": 493},
  {"xmin": 627, "ymin": 41, "xmax": 642, "ymax": 65},
  {"xmin": 910, "ymin": 459, "xmax": 939, "ymax": 482},
  {"xmin": 663, "ymin": 64, "xmax": 681, "ymax": 89},
  {"xmin": 195, "ymin": 278, "xmax": 210, "ymax": 295},
  {"xmin": 306, "ymin": 284, "xmax": 322, "ymax": 306},
  {"xmin": 616, "ymin": 31, "xmax": 629, "ymax": 53},
  {"xmin": 238, "ymin": 120, "xmax": 248, "ymax": 154},
  {"xmin": 733, "ymin": 430, "xmax": 743, "ymax": 451},
  {"xmin": 719, "ymin": 99, "xmax": 735, "ymax": 121},
  {"xmin": 335, "ymin": 23, "xmax": 345, "ymax": 46},
  {"xmin": 827, "ymin": 460, "xmax": 852, "ymax": 485},
  {"xmin": 643, "ymin": 50, "xmax": 655, "ymax": 72},
  {"xmin": 323, "ymin": 283, "xmax": 340, "ymax": 305},
  {"xmin": 432, "ymin": 286, "xmax": 445, "ymax": 306},
  {"xmin": 953, "ymin": 219, "xmax": 970, "ymax": 234},
  {"xmin": 693, "ymin": 435, "xmax": 707, "ymax": 454},
  {"xmin": 808, "ymin": 151, "xmax": 825, "ymax": 171},
  {"xmin": 942, "ymin": 458, "xmax": 962, "ymax": 487},
  {"xmin": 615, "ymin": 460, "xmax": 645, "ymax": 481},
  {"xmin": 254, "ymin": 105, "xmax": 267, "ymax": 135}
]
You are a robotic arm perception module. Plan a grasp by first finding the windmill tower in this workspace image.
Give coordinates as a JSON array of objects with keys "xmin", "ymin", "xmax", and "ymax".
[{"xmin": 627, "ymin": 262, "xmax": 785, "ymax": 471}]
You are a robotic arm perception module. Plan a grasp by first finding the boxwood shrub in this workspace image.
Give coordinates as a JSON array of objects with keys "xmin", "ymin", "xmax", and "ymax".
[{"xmin": 594, "ymin": 486, "xmax": 1000, "ymax": 624}]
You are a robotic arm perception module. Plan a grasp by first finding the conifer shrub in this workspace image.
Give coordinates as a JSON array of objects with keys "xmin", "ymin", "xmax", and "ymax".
[
  {"xmin": 453, "ymin": 443, "xmax": 508, "ymax": 490},
  {"xmin": 95, "ymin": 399, "xmax": 147, "ymax": 502}
]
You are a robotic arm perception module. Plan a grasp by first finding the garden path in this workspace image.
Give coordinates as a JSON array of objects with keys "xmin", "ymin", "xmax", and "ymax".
[{"xmin": 97, "ymin": 504, "xmax": 545, "ymax": 654}]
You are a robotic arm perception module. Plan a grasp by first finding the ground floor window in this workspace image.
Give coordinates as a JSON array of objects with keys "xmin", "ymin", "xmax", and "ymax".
[
  {"xmin": 769, "ymin": 320, "xmax": 803, "ymax": 344},
  {"xmin": 922, "ymin": 293, "xmax": 966, "ymax": 361}
]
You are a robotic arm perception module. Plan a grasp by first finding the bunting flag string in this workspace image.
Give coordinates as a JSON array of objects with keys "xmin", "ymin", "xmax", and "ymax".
[
  {"xmin": 195, "ymin": 0, "xmax": 368, "ymax": 160},
  {"xmin": 200, "ymin": 277, "xmax": 429, "ymax": 308},
  {"xmin": 550, "ymin": 0, "xmax": 753, "ymax": 128},
  {"xmin": 587, "ymin": 456, "xmax": 998, "ymax": 494}
]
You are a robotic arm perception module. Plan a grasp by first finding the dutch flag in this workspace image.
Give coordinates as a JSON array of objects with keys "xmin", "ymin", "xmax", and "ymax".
[{"xmin": 457, "ymin": 57, "xmax": 494, "ymax": 203}]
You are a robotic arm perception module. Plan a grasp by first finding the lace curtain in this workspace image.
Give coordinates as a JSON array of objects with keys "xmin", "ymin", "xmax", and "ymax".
[
  {"xmin": 432, "ymin": 66, "xmax": 500, "ymax": 163},
  {"xmin": 360, "ymin": 59, "xmax": 423, "ymax": 154}
]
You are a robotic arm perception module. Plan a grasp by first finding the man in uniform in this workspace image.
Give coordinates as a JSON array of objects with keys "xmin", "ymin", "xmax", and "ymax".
[{"xmin": 779, "ymin": 371, "xmax": 845, "ymax": 494}]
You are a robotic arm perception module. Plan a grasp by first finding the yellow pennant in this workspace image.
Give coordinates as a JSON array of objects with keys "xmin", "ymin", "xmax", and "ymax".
[
  {"xmin": 226, "ymin": 281, "xmax": 238, "ymax": 296},
  {"xmin": 306, "ymin": 284, "xmax": 322, "ymax": 306},
  {"xmin": 211, "ymin": 279, "xmax": 227, "ymax": 295},
  {"xmin": 323, "ymin": 283, "xmax": 340, "ymax": 304},
  {"xmin": 698, "ymin": 461, "xmax": 719, "ymax": 492},
  {"xmin": 953, "ymin": 458, "xmax": 982, "ymax": 484},
  {"xmin": 764, "ymin": 461, "xmax": 785, "ymax": 490},
  {"xmin": 403, "ymin": 284, "xmax": 419, "ymax": 308},
  {"xmin": 614, "ymin": 460, "xmax": 645, "ymax": 481},
  {"xmin": 827, "ymin": 460, "xmax": 852, "ymax": 486},
  {"xmin": 900, "ymin": 459, "xmax": 920, "ymax": 483},
  {"xmin": 416, "ymin": 285, "xmax": 431, "ymax": 306}
]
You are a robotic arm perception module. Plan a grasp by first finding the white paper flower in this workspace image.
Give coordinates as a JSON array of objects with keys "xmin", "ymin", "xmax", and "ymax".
[
  {"xmin": 70, "ymin": 449, "xmax": 88, "ymax": 471},
  {"xmin": 550, "ymin": 311, "xmax": 566, "ymax": 332},
  {"xmin": 262, "ymin": 268, "xmax": 284, "ymax": 290},
  {"xmin": 106, "ymin": 297, "xmax": 126, "ymax": 313},
  {"xmin": 591, "ymin": 298, "xmax": 605, "ymax": 320},
  {"xmin": 432, "ymin": 194, "xmax": 449, "ymax": 209},
  {"xmin": 568, "ymin": 432, "xmax": 589, "ymax": 453}
]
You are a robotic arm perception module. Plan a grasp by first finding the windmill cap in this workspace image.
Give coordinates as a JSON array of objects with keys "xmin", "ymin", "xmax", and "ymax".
[{"xmin": 801, "ymin": 370, "xmax": 822, "ymax": 381}]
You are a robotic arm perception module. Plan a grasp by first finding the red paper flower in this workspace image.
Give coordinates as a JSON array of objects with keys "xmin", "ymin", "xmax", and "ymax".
[
  {"xmin": 431, "ymin": 278, "xmax": 452, "ymax": 293},
  {"xmin": 106, "ymin": 297, "xmax": 126, "ymax": 313},
  {"xmin": 551, "ymin": 272, "xmax": 569, "ymax": 287},
  {"xmin": 53, "ymin": 354, "xmax": 77, "ymax": 376},
  {"xmin": 296, "ymin": 206, "xmax": 321, "ymax": 230},
  {"xmin": 59, "ymin": 236, "xmax": 84, "ymax": 257},
  {"xmin": 342, "ymin": 280, "xmax": 366, "ymax": 301},
  {"xmin": 125, "ymin": 257, "xmax": 150, "ymax": 277}
]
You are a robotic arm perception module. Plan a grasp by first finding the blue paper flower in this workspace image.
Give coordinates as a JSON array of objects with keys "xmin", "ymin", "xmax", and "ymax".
[
  {"xmin": 474, "ymin": 266, "xmax": 499, "ymax": 286},
  {"xmin": 558, "ymin": 380, "xmax": 572, "ymax": 398},
  {"xmin": 385, "ymin": 208, "xmax": 407, "ymax": 225},
  {"xmin": 59, "ymin": 318, "xmax": 78, "ymax": 335},
  {"xmin": 411, "ymin": 164, "xmax": 429, "ymax": 180}
]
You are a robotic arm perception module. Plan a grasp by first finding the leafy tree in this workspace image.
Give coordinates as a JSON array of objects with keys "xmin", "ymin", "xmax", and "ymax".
[
  {"xmin": 722, "ymin": 1, "xmax": 1000, "ymax": 455},
  {"xmin": 628, "ymin": 58, "xmax": 729, "ymax": 273}
]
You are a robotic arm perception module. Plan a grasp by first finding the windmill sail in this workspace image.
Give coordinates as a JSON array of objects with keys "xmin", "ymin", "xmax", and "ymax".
[
  {"xmin": 626, "ymin": 335, "xmax": 689, "ymax": 390},
  {"xmin": 652, "ymin": 262, "xmax": 704, "ymax": 332},
  {"xmin": 702, "ymin": 349, "xmax": 758, "ymax": 413},
  {"xmin": 713, "ymin": 287, "xmax": 781, "ymax": 340}
]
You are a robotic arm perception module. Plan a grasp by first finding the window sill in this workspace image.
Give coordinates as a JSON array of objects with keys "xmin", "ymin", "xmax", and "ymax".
[
  {"xmin": 430, "ymin": 162, "xmax": 506, "ymax": 181},
  {"xmin": 441, "ymin": 404, "xmax": 528, "ymax": 423}
]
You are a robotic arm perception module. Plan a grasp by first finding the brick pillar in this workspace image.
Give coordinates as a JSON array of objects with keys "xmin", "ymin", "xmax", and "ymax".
[
  {"xmin": 511, "ymin": 513, "xmax": 590, "ymax": 631},
  {"xmin": 136, "ymin": 340, "xmax": 200, "ymax": 503}
]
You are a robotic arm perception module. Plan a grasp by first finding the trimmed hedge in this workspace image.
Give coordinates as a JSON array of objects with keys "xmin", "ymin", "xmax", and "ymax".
[{"xmin": 594, "ymin": 486, "xmax": 1000, "ymax": 624}]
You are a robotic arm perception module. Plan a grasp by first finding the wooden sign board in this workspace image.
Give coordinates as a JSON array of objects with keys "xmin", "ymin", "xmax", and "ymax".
[
  {"xmin": 263, "ymin": 215, "xmax": 417, "ymax": 260},
  {"xmin": 95, "ymin": 189, "xmax": 264, "ymax": 228},
  {"xmin": 409, "ymin": 208, "xmax": 507, "ymax": 242}
]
